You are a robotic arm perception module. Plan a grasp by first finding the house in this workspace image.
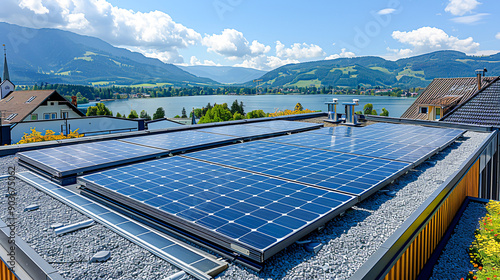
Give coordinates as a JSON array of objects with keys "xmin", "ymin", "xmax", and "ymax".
[
  {"xmin": 401, "ymin": 71, "xmax": 496, "ymax": 121},
  {"xmin": 441, "ymin": 76, "xmax": 500, "ymax": 126},
  {"xmin": 0, "ymin": 48, "xmax": 85, "ymax": 124}
]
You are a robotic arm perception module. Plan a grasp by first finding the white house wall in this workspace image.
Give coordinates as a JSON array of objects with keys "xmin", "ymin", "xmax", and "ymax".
[
  {"xmin": 11, "ymin": 117, "xmax": 140, "ymax": 143},
  {"xmin": 22, "ymin": 103, "xmax": 82, "ymax": 121}
]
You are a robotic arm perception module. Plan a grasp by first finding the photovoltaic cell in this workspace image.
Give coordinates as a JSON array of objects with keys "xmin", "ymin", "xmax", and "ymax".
[
  {"xmin": 119, "ymin": 130, "xmax": 238, "ymax": 152},
  {"xmin": 265, "ymin": 133, "xmax": 436, "ymax": 163},
  {"xmin": 186, "ymin": 141, "xmax": 410, "ymax": 198},
  {"xmin": 78, "ymin": 156, "xmax": 356, "ymax": 262},
  {"xmin": 309, "ymin": 122, "xmax": 465, "ymax": 148},
  {"xmin": 17, "ymin": 140, "xmax": 168, "ymax": 178}
]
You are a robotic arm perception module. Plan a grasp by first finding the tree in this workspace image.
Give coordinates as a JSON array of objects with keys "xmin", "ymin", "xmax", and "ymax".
[
  {"xmin": 371, "ymin": 109, "xmax": 377, "ymax": 115},
  {"xmin": 140, "ymin": 110, "xmax": 152, "ymax": 121},
  {"xmin": 230, "ymin": 100, "xmax": 244, "ymax": 115},
  {"xmin": 128, "ymin": 110, "xmax": 138, "ymax": 119},
  {"xmin": 86, "ymin": 103, "xmax": 112, "ymax": 116},
  {"xmin": 294, "ymin": 102, "xmax": 304, "ymax": 111},
  {"xmin": 181, "ymin": 107, "xmax": 187, "ymax": 118},
  {"xmin": 153, "ymin": 107, "xmax": 165, "ymax": 120},
  {"xmin": 199, "ymin": 104, "xmax": 233, "ymax": 124},
  {"xmin": 247, "ymin": 110, "xmax": 267, "ymax": 119},
  {"xmin": 116, "ymin": 112, "xmax": 122, "ymax": 118},
  {"xmin": 363, "ymin": 103, "xmax": 374, "ymax": 115},
  {"xmin": 380, "ymin": 108, "xmax": 389, "ymax": 117},
  {"xmin": 233, "ymin": 112, "xmax": 244, "ymax": 120}
]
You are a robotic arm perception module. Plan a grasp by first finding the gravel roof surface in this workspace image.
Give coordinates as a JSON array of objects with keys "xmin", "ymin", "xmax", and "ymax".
[{"xmin": 0, "ymin": 129, "xmax": 489, "ymax": 280}]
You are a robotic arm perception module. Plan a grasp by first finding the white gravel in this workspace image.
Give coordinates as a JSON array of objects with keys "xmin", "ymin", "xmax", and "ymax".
[
  {"xmin": 429, "ymin": 201, "xmax": 486, "ymax": 280},
  {"xmin": 0, "ymin": 130, "xmax": 489, "ymax": 280}
]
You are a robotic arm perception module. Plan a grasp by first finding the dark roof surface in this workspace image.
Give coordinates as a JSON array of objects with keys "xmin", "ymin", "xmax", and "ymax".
[
  {"xmin": 401, "ymin": 77, "xmax": 496, "ymax": 120},
  {"xmin": 0, "ymin": 90, "xmax": 84, "ymax": 123},
  {"xmin": 441, "ymin": 77, "xmax": 500, "ymax": 126}
]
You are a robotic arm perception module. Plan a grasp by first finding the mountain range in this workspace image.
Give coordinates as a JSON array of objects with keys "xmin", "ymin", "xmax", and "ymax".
[
  {"xmin": 1, "ymin": 22, "xmax": 499, "ymax": 88},
  {"xmin": 244, "ymin": 51, "xmax": 500, "ymax": 88}
]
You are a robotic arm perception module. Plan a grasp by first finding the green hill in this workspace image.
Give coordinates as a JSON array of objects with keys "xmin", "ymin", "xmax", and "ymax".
[
  {"xmin": 244, "ymin": 50, "xmax": 500, "ymax": 88},
  {"xmin": 0, "ymin": 22, "xmax": 217, "ymax": 86}
]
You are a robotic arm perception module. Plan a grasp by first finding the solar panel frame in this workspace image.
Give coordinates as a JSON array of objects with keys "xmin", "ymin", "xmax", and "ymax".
[
  {"xmin": 186, "ymin": 141, "xmax": 411, "ymax": 200},
  {"xmin": 118, "ymin": 130, "xmax": 239, "ymax": 152},
  {"xmin": 78, "ymin": 156, "xmax": 356, "ymax": 263},
  {"xmin": 17, "ymin": 140, "xmax": 169, "ymax": 180}
]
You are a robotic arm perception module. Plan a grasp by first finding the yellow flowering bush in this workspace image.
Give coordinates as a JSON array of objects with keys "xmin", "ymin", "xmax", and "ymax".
[
  {"xmin": 467, "ymin": 201, "xmax": 500, "ymax": 280},
  {"xmin": 268, "ymin": 108, "xmax": 318, "ymax": 117},
  {"xmin": 17, "ymin": 128, "xmax": 83, "ymax": 144}
]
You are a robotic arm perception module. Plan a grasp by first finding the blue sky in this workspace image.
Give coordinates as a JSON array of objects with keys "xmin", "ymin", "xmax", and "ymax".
[{"xmin": 1, "ymin": 0, "xmax": 499, "ymax": 70}]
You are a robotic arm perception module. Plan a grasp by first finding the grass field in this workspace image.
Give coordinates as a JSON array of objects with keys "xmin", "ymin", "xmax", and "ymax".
[{"xmin": 286, "ymin": 79, "xmax": 322, "ymax": 87}]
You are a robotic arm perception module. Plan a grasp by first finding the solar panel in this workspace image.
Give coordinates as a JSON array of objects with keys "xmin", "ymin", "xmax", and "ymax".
[
  {"xmin": 78, "ymin": 156, "xmax": 356, "ymax": 263},
  {"xmin": 17, "ymin": 171, "xmax": 228, "ymax": 279},
  {"xmin": 265, "ymin": 133, "xmax": 437, "ymax": 164},
  {"xmin": 198, "ymin": 121, "xmax": 321, "ymax": 139},
  {"xmin": 309, "ymin": 123, "xmax": 465, "ymax": 148},
  {"xmin": 186, "ymin": 141, "xmax": 410, "ymax": 199},
  {"xmin": 17, "ymin": 140, "xmax": 168, "ymax": 183},
  {"xmin": 119, "ymin": 130, "xmax": 238, "ymax": 152}
]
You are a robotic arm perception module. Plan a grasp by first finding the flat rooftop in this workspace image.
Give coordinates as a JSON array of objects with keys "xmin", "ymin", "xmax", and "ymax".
[{"xmin": 0, "ymin": 118, "xmax": 490, "ymax": 279}]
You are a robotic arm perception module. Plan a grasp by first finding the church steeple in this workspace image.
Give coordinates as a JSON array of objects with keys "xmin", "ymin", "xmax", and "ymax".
[{"xmin": 3, "ymin": 44, "xmax": 10, "ymax": 82}]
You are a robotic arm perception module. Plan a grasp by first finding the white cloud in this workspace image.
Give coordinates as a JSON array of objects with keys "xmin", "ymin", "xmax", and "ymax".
[
  {"xmin": 445, "ymin": 0, "xmax": 480, "ymax": 16},
  {"xmin": 451, "ymin": 13, "xmax": 489, "ymax": 24},
  {"xmin": 495, "ymin": 32, "xmax": 500, "ymax": 40},
  {"xmin": 325, "ymin": 48, "xmax": 356, "ymax": 60},
  {"xmin": 377, "ymin": 8, "xmax": 396, "ymax": 15},
  {"xmin": 276, "ymin": 41, "xmax": 325, "ymax": 59},
  {"xmin": 189, "ymin": 56, "xmax": 220, "ymax": 66},
  {"xmin": 0, "ymin": 0, "xmax": 202, "ymax": 63},
  {"xmin": 390, "ymin": 27, "xmax": 479, "ymax": 57},
  {"xmin": 202, "ymin": 29, "xmax": 270, "ymax": 60},
  {"xmin": 234, "ymin": 55, "xmax": 298, "ymax": 71}
]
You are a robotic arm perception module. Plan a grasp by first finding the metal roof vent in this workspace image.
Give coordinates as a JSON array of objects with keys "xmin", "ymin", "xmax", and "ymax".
[
  {"xmin": 24, "ymin": 204, "xmax": 40, "ymax": 211},
  {"xmin": 55, "ymin": 219, "xmax": 95, "ymax": 235},
  {"xmin": 90, "ymin": 250, "xmax": 111, "ymax": 263}
]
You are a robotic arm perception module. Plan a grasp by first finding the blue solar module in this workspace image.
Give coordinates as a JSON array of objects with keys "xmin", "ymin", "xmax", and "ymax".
[
  {"xmin": 197, "ymin": 121, "xmax": 321, "ymax": 139},
  {"xmin": 119, "ymin": 130, "xmax": 238, "ymax": 152},
  {"xmin": 17, "ymin": 140, "xmax": 168, "ymax": 178},
  {"xmin": 265, "ymin": 133, "xmax": 436, "ymax": 163},
  {"xmin": 186, "ymin": 141, "xmax": 410, "ymax": 199},
  {"xmin": 309, "ymin": 123, "xmax": 465, "ymax": 148},
  {"xmin": 78, "ymin": 156, "xmax": 356, "ymax": 262}
]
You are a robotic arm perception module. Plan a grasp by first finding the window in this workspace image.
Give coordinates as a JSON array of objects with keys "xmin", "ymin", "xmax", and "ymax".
[
  {"xmin": 25, "ymin": 96, "xmax": 36, "ymax": 103},
  {"xmin": 419, "ymin": 107, "xmax": 428, "ymax": 114},
  {"xmin": 44, "ymin": 113, "xmax": 57, "ymax": 120},
  {"xmin": 31, "ymin": 114, "xmax": 38, "ymax": 120},
  {"xmin": 6, "ymin": 113, "xmax": 18, "ymax": 121},
  {"xmin": 435, "ymin": 107, "xmax": 441, "ymax": 120},
  {"xmin": 61, "ymin": 112, "xmax": 69, "ymax": 119}
]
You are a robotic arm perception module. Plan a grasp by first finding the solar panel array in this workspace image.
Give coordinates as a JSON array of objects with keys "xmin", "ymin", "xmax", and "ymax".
[
  {"xmin": 79, "ymin": 156, "xmax": 356, "ymax": 262},
  {"xmin": 119, "ymin": 130, "xmax": 238, "ymax": 152},
  {"xmin": 186, "ymin": 141, "xmax": 410, "ymax": 198},
  {"xmin": 18, "ymin": 121, "xmax": 321, "ymax": 184},
  {"xmin": 17, "ymin": 140, "xmax": 167, "ymax": 178}
]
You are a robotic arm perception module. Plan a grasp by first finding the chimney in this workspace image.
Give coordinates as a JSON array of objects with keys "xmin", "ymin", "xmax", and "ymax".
[
  {"xmin": 71, "ymin": 96, "xmax": 77, "ymax": 107},
  {"xmin": 475, "ymin": 68, "xmax": 488, "ymax": 91}
]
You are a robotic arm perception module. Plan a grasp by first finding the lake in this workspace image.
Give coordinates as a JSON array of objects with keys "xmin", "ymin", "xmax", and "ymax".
[{"xmin": 100, "ymin": 94, "xmax": 416, "ymax": 118}]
